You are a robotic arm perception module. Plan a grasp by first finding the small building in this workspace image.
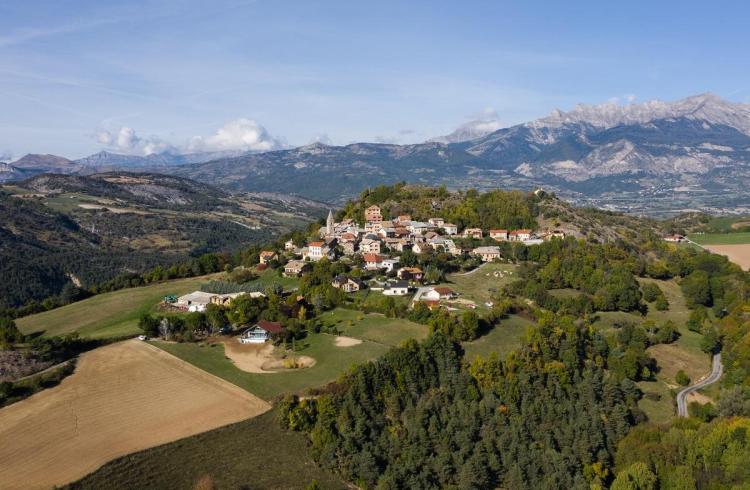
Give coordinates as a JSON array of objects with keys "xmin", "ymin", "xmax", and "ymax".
[
  {"xmin": 259, "ymin": 251, "xmax": 278, "ymax": 265},
  {"xmin": 383, "ymin": 281, "xmax": 410, "ymax": 296},
  {"xmin": 284, "ymin": 239, "xmax": 296, "ymax": 251},
  {"xmin": 397, "ymin": 214, "xmax": 412, "ymax": 223},
  {"xmin": 473, "ymin": 246, "xmax": 502, "ymax": 262},
  {"xmin": 305, "ymin": 241, "xmax": 332, "ymax": 261},
  {"xmin": 239, "ymin": 320, "xmax": 284, "ymax": 344},
  {"xmin": 664, "ymin": 234, "xmax": 685, "ymax": 243},
  {"xmin": 332, "ymin": 275, "xmax": 362, "ymax": 293},
  {"xmin": 489, "ymin": 229, "xmax": 509, "ymax": 241},
  {"xmin": 543, "ymin": 229, "xmax": 566, "ymax": 241},
  {"xmin": 382, "ymin": 258, "xmax": 400, "ymax": 273},
  {"xmin": 398, "ymin": 267, "xmax": 424, "ymax": 282},
  {"xmin": 423, "ymin": 287, "xmax": 457, "ymax": 301},
  {"xmin": 509, "ymin": 229, "xmax": 532, "ymax": 241},
  {"xmin": 284, "ymin": 260, "xmax": 309, "ymax": 277},
  {"xmin": 365, "ymin": 205, "xmax": 383, "ymax": 223},
  {"xmin": 462, "ymin": 228, "xmax": 483, "ymax": 239},
  {"xmin": 428, "ymin": 217, "xmax": 445, "ymax": 227},
  {"xmin": 441, "ymin": 223, "xmax": 458, "ymax": 235}
]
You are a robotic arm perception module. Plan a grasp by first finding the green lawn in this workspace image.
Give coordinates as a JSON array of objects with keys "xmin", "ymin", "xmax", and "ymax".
[
  {"xmin": 152, "ymin": 333, "xmax": 389, "ymax": 401},
  {"xmin": 16, "ymin": 276, "xmax": 211, "ymax": 339},
  {"xmin": 247, "ymin": 267, "xmax": 301, "ymax": 289},
  {"xmin": 320, "ymin": 308, "xmax": 429, "ymax": 346},
  {"xmin": 443, "ymin": 263, "xmax": 519, "ymax": 307},
  {"xmin": 688, "ymin": 232, "xmax": 750, "ymax": 245},
  {"xmin": 462, "ymin": 314, "xmax": 534, "ymax": 360},
  {"xmin": 66, "ymin": 410, "xmax": 346, "ymax": 490}
]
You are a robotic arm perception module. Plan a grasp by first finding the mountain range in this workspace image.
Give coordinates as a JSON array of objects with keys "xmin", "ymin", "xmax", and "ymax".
[{"xmin": 5, "ymin": 93, "xmax": 750, "ymax": 213}]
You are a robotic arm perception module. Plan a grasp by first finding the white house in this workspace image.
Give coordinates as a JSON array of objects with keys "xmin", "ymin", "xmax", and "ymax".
[
  {"xmin": 305, "ymin": 241, "xmax": 332, "ymax": 261},
  {"xmin": 441, "ymin": 223, "xmax": 458, "ymax": 235},
  {"xmin": 383, "ymin": 281, "xmax": 410, "ymax": 296},
  {"xmin": 382, "ymin": 258, "xmax": 400, "ymax": 273},
  {"xmin": 509, "ymin": 229, "xmax": 533, "ymax": 241},
  {"xmin": 428, "ymin": 217, "xmax": 445, "ymax": 227},
  {"xmin": 239, "ymin": 320, "xmax": 284, "ymax": 344},
  {"xmin": 423, "ymin": 287, "xmax": 457, "ymax": 301}
]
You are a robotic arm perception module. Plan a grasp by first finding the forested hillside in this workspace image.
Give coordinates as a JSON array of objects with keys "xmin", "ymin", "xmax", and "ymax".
[{"xmin": 0, "ymin": 173, "xmax": 326, "ymax": 309}]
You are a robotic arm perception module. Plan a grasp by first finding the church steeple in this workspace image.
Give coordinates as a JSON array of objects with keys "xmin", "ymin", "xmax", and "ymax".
[{"xmin": 326, "ymin": 209, "xmax": 334, "ymax": 235}]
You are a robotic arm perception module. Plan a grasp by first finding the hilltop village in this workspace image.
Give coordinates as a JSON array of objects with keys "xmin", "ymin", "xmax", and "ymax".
[{"xmin": 171, "ymin": 203, "xmax": 568, "ymax": 339}]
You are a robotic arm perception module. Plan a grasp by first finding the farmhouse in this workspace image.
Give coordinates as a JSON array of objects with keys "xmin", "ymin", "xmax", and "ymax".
[
  {"xmin": 332, "ymin": 275, "xmax": 362, "ymax": 293},
  {"xmin": 176, "ymin": 291, "xmax": 262, "ymax": 312},
  {"xmin": 383, "ymin": 281, "xmax": 410, "ymax": 296},
  {"xmin": 473, "ymin": 246, "xmax": 502, "ymax": 262},
  {"xmin": 239, "ymin": 320, "xmax": 284, "ymax": 344},
  {"xmin": 424, "ymin": 287, "xmax": 457, "ymax": 301},
  {"xmin": 489, "ymin": 229, "xmax": 509, "ymax": 241},
  {"xmin": 259, "ymin": 251, "xmax": 278, "ymax": 264},
  {"xmin": 284, "ymin": 260, "xmax": 309, "ymax": 277},
  {"xmin": 664, "ymin": 234, "xmax": 686, "ymax": 242},
  {"xmin": 365, "ymin": 205, "xmax": 383, "ymax": 222}
]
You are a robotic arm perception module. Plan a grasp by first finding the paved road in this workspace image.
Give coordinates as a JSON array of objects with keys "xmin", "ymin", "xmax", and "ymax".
[{"xmin": 676, "ymin": 353, "xmax": 723, "ymax": 417}]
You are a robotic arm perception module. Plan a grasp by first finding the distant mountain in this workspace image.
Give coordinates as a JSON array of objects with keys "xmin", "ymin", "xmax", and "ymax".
[
  {"xmin": 74, "ymin": 149, "xmax": 250, "ymax": 170},
  {"xmin": 173, "ymin": 93, "xmax": 750, "ymax": 213}
]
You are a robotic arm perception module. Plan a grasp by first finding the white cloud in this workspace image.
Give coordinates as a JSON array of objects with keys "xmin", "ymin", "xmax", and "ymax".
[
  {"xmin": 94, "ymin": 118, "xmax": 283, "ymax": 156},
  {"xmin": 0, "ymin": 150, "xmax": 13, "ymax": 162},
  {"xmin": 95, "ymin": 127, "xmax": 175, "ymax": 155},
  {"xmin": 186, "ymin": 119, "xmax": 283, "ymax": 153}
]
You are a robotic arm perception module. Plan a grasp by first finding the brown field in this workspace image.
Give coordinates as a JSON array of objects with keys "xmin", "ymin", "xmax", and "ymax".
[
  {"xmin": 703, "ymin": 244, "xmax": 750, "ymax": 270},
  {"xmin": 0, "ymin": 340, "xmax": 270, "ymax": 490}
]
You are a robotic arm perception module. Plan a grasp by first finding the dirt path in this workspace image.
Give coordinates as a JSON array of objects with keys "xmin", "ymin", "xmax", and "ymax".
[
  {"xmin": 0, "ymin": 340, "xmax": 270, "ymax": 489},
  {"xmin": 677, "ymin": 353, "xmax": 723, "ymax": 417}
]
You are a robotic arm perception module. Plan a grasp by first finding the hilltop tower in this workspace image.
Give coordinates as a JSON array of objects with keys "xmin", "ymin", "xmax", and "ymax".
[{"xmin": 326, "ymin": 209, "xmax": 334, "ymax": 235}]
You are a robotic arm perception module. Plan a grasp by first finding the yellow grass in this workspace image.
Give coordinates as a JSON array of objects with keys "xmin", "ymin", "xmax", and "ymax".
[{"xmin": 0, "ymin": 340, "xmax": 269, "ymax": 490}]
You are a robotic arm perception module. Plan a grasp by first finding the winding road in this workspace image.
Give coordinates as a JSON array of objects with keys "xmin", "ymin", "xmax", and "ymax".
[{"xmin": 676, "ymin": 353, "xmax": 723, "ymax": 417}]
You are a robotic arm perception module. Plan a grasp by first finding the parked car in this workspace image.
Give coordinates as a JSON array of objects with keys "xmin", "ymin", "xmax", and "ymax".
[{"xmin": 137, "ymin": 335, "xmax": 147, "ymax": 341}]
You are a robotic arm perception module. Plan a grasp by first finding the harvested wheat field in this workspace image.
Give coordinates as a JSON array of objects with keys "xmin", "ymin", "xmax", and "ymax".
[
  {"xmin": 703, "ymin": 244, "xmax": 750, "ymax": 270},
  {"xmin": 0, "ymin": 340, "xmax": 270, "ymax": 490}
]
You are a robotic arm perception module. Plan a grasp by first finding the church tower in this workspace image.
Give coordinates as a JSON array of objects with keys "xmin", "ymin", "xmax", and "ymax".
[{"xmin": 326, "ymin": 209, "xmax": 334, "ymax": 235}]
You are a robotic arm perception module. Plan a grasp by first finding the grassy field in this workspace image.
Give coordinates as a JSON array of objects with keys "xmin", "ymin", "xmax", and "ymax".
[
  {"xmin": 66, "ymin": 410, "xmax": 346, "ymax": 490},
  {"xmin": 153, "ymin": 333, "xmax": 389, "ymax": 401},
  {"xmin": 443, "ymin": 262, "xmax": 519, "ymax": 307},
  {"xmin": 688, "ymin": 232, "xmax": 750, "ymax": 245},
  {"xmin": 16, "ymin": 276, "xmax": 211, "ymax": 339},
  {"xmin": 462, "ymin": 314, "xmax": 534, "ymax": 360},
  {"xmin": 321, "ymin": 308, "xmax": 429, "ymax": 346}
]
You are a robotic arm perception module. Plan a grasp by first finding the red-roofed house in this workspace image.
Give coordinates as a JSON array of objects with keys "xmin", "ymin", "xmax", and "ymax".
[
  {"xmin": 259, "ymin": 251, "xmax": 278, "ymax": 264},
  {"xmin": 363, "ymin": 253, "xmax": 384, "ymax": 270},
  {"xmin": 489, "ymin": 229, "xmax": 509, "ymax": 241},
  {"xmin": 239, "ymin": 320, "xmax": 284, "ymax": 344},
  {"xmin": 509, "ymin": 229, "xmax": 532, "ymax": 241}
]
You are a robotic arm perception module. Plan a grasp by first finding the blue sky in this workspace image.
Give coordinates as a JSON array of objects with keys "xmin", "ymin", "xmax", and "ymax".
[{"xmin": 1, "ymin": 0, "xmax": 749, "ymax": 159}]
